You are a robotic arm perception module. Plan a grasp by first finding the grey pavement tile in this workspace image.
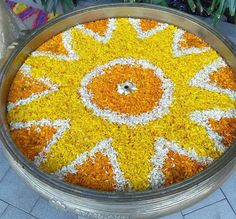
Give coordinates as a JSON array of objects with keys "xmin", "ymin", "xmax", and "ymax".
[
  {"xmin": 0, "ymin": 205, "xmax": 37, "ymax": 219},
  {"xmin": 182, "ymin": 188, "xmax": 225, "ymax": 215},
  {"xmin": 0, "ymin": 200, "xmax": 8, "ymax": 217},
  {"xmin": 0, "ymin": 148, "xmax": 10, "ymax": 181},
  {"xmin": 0, "ymin": 169, "xmax": 39, "ymax": 212},
  {"xmin": 31, "ymin": 198, "xmax": 77, "ymax": 219},
  {"xmin": 184, "ymin": 200, "xmax": 236, "ymax": 219},
  {"xmin": 160, "ymin": 212, "xmax": 184, "ymax": 219},
  {"xmin": 221, "ymin": 171, "xmax": 236, "ymax": 213}
]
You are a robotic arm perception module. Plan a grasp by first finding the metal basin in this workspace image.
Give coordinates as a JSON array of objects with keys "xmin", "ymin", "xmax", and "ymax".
[{"xmin": 0, "ymin": 4, "xmax": 235, "ymax": 219}]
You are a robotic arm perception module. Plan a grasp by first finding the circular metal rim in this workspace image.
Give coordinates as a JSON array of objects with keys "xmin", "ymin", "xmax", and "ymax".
[{"xmin": 0, "ymin": 3, "xmax": 236, "ymax": 202}]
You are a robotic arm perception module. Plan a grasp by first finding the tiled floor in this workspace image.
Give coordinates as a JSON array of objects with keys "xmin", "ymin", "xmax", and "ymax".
[
  {"xmin": 0, "ymin": 144, "xmax": 236, "ymax": 219},
  {"xmin": 1, "ymin": 1, "xmax": 236, "ymax": 219}
]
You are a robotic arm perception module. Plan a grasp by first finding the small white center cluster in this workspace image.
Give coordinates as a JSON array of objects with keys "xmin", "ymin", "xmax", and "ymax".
[{"xmin": 117, "ymin": 81, "xmax": 138, "ymax": 95}]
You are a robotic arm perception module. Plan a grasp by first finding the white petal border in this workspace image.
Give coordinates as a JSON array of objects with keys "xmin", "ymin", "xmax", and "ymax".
[
  {"xmin": 172, "ymin": 29, "xmax": 210, "ymax": 57},
  {"xmin": 129, "ymin": 18, "xmax": 169, "ymax": 39},
  {"xmin": 75, "ymin": 18, "xmax": 116, "ymax": 44},
  {"xmin": 10, "ymin": 119, "xmax": 70, "ymax": 166},
  {"xmin": 149, "ymin": 137, "xmax": 213, "ymax": 189},
  {"xmin": 7, "ymin": 64, "xmax": 59, "ymax": 111},
  {"xmin": 32, "ymin": 30, "xmax": 78, "ymax": 60},
  {"xmin": 190, "ymin": 109, "xmax": 236, "ymax": 152},
  {"xmin": 54, "ymin": 138, "xmax": 131, "ymax": 191},
  {"xmin": 79, "ymin": 58, "xmax": 174, "ymax": 127},
  {"xmin": 189, "ymin": 57, "xmax": 236, "ymax": 100}
]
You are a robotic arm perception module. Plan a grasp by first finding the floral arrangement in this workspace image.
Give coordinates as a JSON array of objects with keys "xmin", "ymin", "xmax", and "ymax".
[{"xmin": 7, "ymin": 18, "xmax": 236, "ymax": 192}]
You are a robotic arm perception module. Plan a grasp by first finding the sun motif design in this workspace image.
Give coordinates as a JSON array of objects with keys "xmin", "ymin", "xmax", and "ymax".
[{"xmin": 7, "ymin": 18, "xmax": 236, "ymax": 192}]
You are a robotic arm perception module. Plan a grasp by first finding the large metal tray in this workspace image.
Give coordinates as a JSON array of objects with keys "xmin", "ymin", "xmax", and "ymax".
[{"xmin": 0, "ymin": 4, "xmax": 235, "ymax": 218}]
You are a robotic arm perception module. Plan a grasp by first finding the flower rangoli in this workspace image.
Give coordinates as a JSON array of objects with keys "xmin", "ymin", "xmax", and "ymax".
[{"xmin": 7, "ymin": 18, "xmax": 236, "ymax": 192}]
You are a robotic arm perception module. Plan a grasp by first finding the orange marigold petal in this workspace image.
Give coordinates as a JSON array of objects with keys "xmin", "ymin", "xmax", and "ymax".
[
  {"xmin": 180, "ymin": 32, "xmax": 209, "ymax": 49},
  {"xmin": 87, "ymin": 64, "xmax": 163, "ymax": 115},
  {"xmin": 64, "ymin": 152, "xmax": 116, "ymax": 191},
  {"xmin": 37, "ymin": 33, "xmax": 68, "ymax": 56},
  {"xmin": 11, "ymin": 126, "xmax": 57, "ymax": 160},
  {"xmin": 8, "ymin": 72, "xmax": 50, "ymax": 103},
  {"xmin": 84, "ymin": 19, "xmax": 109, "ymax": 36},
  {"xmin": 209, "ymin": 66, "xmax": 236, "ymax": 91},
  {"xmin": 140, "ymin": 19, "xmax": 159, "ymax": 31},
  {"xmin": 209, "ymin": 118, "xmax": 236, "ymax": 147},
  {"xmin": 162, "ymin": 150, "xmax": 206, "ymax": 186}
]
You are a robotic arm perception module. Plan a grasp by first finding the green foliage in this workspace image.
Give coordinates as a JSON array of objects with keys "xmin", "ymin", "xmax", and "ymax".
[
  {"xmin": 186, "ymin": 0, "xmax": 235, "ymax": 24},
  {"xmin": 34, "ymin": 0, "xmax": 74, "ymax": 13},
  {"xmin": 36, "ymin": 0, "xmax": 236, "ymax": 24}
]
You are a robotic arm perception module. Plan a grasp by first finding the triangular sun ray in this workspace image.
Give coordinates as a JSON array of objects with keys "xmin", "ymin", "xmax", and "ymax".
[
  {"xmin": 7, "ymin": 64, "xmax": 59, "ymax": 111},
  {"xmin": 190, "ymin": 57, "xmax": 236, "ymax": 100},
  {"xmin": 172, "ymin": 28, "xmax": 210, "ymax": 57},
  {"xmin": 190, "ymin": 109, "xmax": 236, "ymax": 152},
  {"xmin": 149, "ymin": 138, "xmax": 213, "ymax": 189},
  {"xmin": 75, "ymin": 19, "xmax": 116, "ymax": 44},
  {"xmin": 54, "ymin": 138, "xmax": 131, "ymax": 191},
  {"xmin": 32, "ymin": 30, "xmax": 78, "ymax": 60},
  {"xmin": 10, "ymin": 119, "xmax": 70, "ymax": 166},
  {"xmin": 129, "ymin": 18, "xmax": 169, "ymax": 39}
]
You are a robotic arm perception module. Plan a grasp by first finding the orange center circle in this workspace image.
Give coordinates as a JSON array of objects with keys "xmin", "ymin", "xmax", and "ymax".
[{"xmin": 87, "ymin": 64, "xmax": 163, "ymax": 115}]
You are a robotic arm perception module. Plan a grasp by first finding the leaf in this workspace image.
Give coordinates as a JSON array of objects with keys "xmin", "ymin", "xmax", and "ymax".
[
  {"xmin": 64, "ymin": 0, "xmax": 75, "ymax": 10},
  {"xmin": 207, "ymin": 0, "xmax": 217, "ymax": 15},
  {"xmin": 63, "ymin": 0, "xmax": 73, "ymax": 7},
  {"xmin": 187, "ymin": 0, "xmax": 196, "ymax": 12},
  {"xmin": 52, "ymin": 0, "xmax": 58, "ymax": 14},
  {"xmin": 227, "ymin": 0, "xmax": 236, "ymax": 16},
  {"xmin": 152, "ymin": 0, "xmax": 168, "ymax": 6},
  {"xmin": 213, "ymin": 0, "xmax": 226, "ymax": 24},
  {"xmin": 40, "ymin": 0, "xmax": 48, "ymax": 11},
  {"xmin": 196, "ymin": 0, "xmax": 203, "ymax": 15}
]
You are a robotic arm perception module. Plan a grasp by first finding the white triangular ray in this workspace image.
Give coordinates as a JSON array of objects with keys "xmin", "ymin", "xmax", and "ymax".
[
  {"xmin": 7, "ymin": 64, "xmax": 59, "ymax": 111},
  {"xmin": 190, "ymin": 109, "xmax": 236, "ymax": 152},
  {"xmin": 75, "ymin": 19, "xmax": 116, "ymax": 43},
  {"xmin": 55, "ymin": 138, "xmax": 131, "ymax": 191},
  {"xmin": 190, "ymin": 57, "xmax": 236, "ymax": 100},
  {"xmin": 172, "ymin": 29, "xmax": 210, "ymax": 57},
  {"xmin": 10, "ymin": 119, "xmax": 70, "ymax": 166},
  {"xmin": 149, "ymin": 137, "xmax": 213, "ymax": 189},
  {"xmin": 32, "ymin": 30, "xmax": 78, "ymax": 60},
  {"xmin": 129, "ymin": 18, "xmax": 169, "ymax": 39}
]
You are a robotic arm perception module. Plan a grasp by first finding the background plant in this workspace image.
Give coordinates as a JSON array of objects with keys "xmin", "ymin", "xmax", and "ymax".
[{"xmin": 35, "ymin": 0, "xmax": 236, "ymax": 24}]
